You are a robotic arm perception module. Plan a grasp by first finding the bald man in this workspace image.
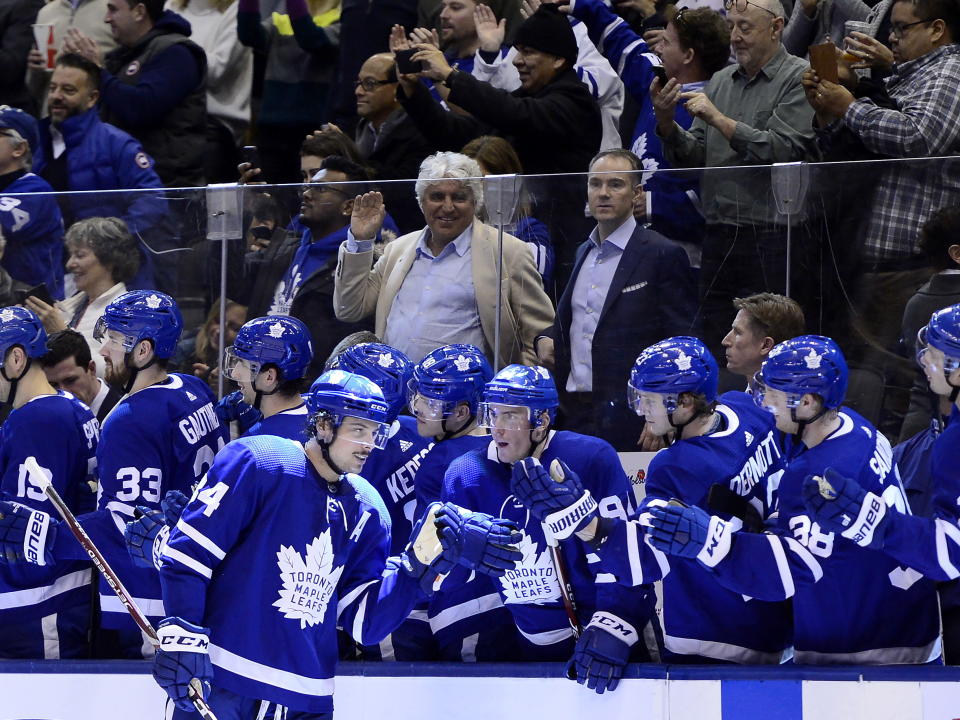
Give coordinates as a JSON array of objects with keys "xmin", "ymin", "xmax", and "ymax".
[
  {"xmin": 351, "ymin": 52, "xmax": 433, "ymax": 233},
  {"xmin": 652, "ymin": 0, "xmax": 816, "ymax": 361}
]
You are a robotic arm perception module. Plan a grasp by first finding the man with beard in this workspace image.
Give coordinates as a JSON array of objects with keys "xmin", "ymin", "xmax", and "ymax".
[
  {"xmin": 33, "ymin": 53, "xmax": 167, "ymax": 290},
  {"xmin": 9, "ymin": 290, "xmax": 228, "ymax": 657}
]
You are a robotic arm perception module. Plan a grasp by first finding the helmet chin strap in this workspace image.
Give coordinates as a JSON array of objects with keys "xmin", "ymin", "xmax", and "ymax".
[
  {"xmin": 667, "ymin": 405, "xmax": 707, "ymax": 443},
  {"xmin": 789, "ymin": 404, "xmax": 829, "ymax": 442},
  {"xmin": 121, "ymin": 341, "xmax": 159, "ymax": 395},
  {"xmin": 439, "ymin": 412, "xmax": 473, "ymax": 442},
  {"xmin": 251, "ymin": 374, "xmax": 281, "ymax": 411},
  {"xmin": 0, "ymin": 357, "xmax": 30, "ymax": 409},
  {"xmin": 319, "ymin": 433, "xmax": 347, "ymax": 478}
]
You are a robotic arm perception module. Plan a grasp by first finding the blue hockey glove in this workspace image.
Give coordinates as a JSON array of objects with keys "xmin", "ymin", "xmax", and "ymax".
[
  {"xmin": 0, "ymin": 501, "xmax": 57, "ymax": 566},
  {"xmin": 646, "ymin": 502, "xmax": 733, "ymax": 567},
  {"xmin": 214, "ymin": 391, "xmax": 262, "ymax": 434},
  {"xmin": 153, "ymin": 617, "xmax": 213, "ymax": 712},
  {"xmin": 802, "ymin": 467, "xmax": 888, "ymax": 549},
  {"xmin": 566, "ymin": 612, "xmax": 637, "ymax": 694},
  {"xmin": 125, "ymin": 508, "xmax": 168, "ymax": 569},
  {"xmin": 401, "ymin": 503, "xmax": 456, "ymax": 593},
  {"xmin": 161, "ymin": 490, "xmax": 189, "ymax": 526},
  {"xmin": 435, "ymin": 503, "xmax": 522, "ymax": 577},
  {"xmin": 510, "ymin": 457, "xmax": 597, "ymax": 540}
]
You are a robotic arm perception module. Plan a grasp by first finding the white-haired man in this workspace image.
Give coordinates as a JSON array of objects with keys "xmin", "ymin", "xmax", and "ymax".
[{"xmin": 334, "ymin": 151, "xmax": 554, "ymax": 366}]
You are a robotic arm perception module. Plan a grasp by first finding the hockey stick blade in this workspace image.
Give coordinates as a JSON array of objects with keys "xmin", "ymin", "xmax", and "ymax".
[{"xmin": 23, "ymin": 457, "xmax": 220, "ymax": 720}]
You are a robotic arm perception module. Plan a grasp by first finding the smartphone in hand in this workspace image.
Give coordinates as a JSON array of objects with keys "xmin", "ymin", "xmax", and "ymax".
[
  {"xmin": 395, "ymin": 48, "xmax": 423, "ymax": 74},
  {"xmin": 652, "ymin": 65, "xmax": 668, "ymax": 86},
  {"xmin": 16, "ymin": 283, "xmax": 54, "ymax": 307},
  {"xmin": 241, "ymin": 145, "xmax": 260, "ymax": 169}
]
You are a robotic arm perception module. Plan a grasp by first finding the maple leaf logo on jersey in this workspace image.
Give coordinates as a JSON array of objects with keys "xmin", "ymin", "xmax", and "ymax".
[
  {"xmin": 454, "ymin": 354, "xmax": 472, "ymax": 372},
  {"xmin": 0, "ymin": 308, "xmax": 14, "ymax": 322},
  {"xmin": 674, "ymin": 351, "xmax": 692, "ymax": 371},
  {"xmin": 145, "ymin": 294, "xmax": 162, "ymax": 310},
  {"xmin": 803, "ymin": 349, "xmax": 822, "ymax": 369},
  {"xmin": 744, "ymin": 431, "xmax": 754, "ymax": 447},
  {"xmin": 378, "ymin": 353, "xmax": 395, "ymax": 368},
  {"xmin": 499, "ymin": 533, "xmax": 561, "ymax": 605},
  {"xmin": 273, "ymin": 530, "xmax": 344, "ymax": 629},
  {"xmin": 399, "ymin": 439, "xmax": 412, "ymax": 452},
  {"xmin": 268, "ymin": 322, "xmax": 285, "ymax": 338}
]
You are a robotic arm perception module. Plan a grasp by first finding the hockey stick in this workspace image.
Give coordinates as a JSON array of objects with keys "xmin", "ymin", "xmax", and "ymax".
[{"xmin": 23, "ymin": 457, "xmax": 218, "ymax": 720}]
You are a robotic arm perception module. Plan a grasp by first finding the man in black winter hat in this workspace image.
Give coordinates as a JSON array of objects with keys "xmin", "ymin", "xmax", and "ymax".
[{"xmin": 397, "ymin": 3, "xmax": 602, "ymax": 176}]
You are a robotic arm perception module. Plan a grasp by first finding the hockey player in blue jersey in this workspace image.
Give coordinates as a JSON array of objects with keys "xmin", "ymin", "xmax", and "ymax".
[
  {"xmin": 646, "ymin": 335, "xmax": 942, "ymax": 664},
  {"xmin": 329, "ymin": 341, "xmax": 436, "ymax": 660},
  {"xmin": 0, "ymin": 291, "xmax": 231, "ymax": 657},
  {"xmin": 154, "ymin": 369, "xmax": 521, "ymax": 718},
  {"xmin": 0, "ymin": 307, "xmax": 99, "ymax": 658},
  {"xmin": 514, "ymin": 337, "xmax": 792, "ymax": 664},
  {"xmin": 438, "ymin": 364, "xmax": 658, "ymax": 692},
  {"xmin": 404, "ymin": 344, "xmax": 507, "ymax": 660},
  {"xmin": 219, "ymin": 315, "xmax": 314, "ymax": 441},
  {"xmin": 802, "ymin": 304, "xmax": 960, "ymax": 585}
]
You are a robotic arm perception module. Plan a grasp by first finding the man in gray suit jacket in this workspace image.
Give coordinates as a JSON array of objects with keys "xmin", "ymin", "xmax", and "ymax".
[{"xmin": 334, "ymin": 151, "xmax": 554, "ymax": 367}]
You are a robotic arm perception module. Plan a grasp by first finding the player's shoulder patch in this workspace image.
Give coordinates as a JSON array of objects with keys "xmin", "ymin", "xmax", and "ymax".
[
  {"xmin": 134, "ymin": 151, "xmax": 151, "ymax": 169},
  {"xmin": 125, "ymin": 60, "xmax": 140, "ymax": 76}
]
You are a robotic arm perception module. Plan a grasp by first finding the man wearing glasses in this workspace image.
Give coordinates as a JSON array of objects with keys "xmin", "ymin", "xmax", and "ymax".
[
  {"xmin": 805, "ymin": 0, "xmax": 960, "ymax": 376},
  {"xmin": 653, "ymin": 0, "xmax": 816, "ymax": 367}
]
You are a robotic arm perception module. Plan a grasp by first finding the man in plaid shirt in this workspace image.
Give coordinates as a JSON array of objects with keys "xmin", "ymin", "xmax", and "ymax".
[{"xmin": 807, "ymin": 0, "xmax": 960, "ymax": 358}]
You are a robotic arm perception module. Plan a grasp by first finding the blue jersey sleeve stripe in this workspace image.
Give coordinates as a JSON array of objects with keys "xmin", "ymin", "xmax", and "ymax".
[
  {"xmin": 163, "ymin": 547, "xmax": 213, "ymax": 579},
  {"xmin": 936, "ymin": 518, "xmax": 960, "ymax": 579},
  {"xmin": 336, "ymin": 578, "xmax": 378, "ymax": 619},
  {"xmin": 0, "ymin": 568, "xmax": 91, "ymax": 610},
  {"xmin": 429, "ymin": 591, "xmax": 503, "ymax": 632},
  {"xmin": 626, "ymin": 521, "xmax": 645, "ymax": 585},
  {"xmin": 100, "ymin": 593, "xmax": 165, "ymax": 617},
  {"xmin": 597, "ymin": 17, "xmax": 622, "ymax": 54},
  {"xmin": 765, "ymin": 534, "xmax": 795, "ymax": 599},
  {"xmin": 176, "ymin": 519, "xmax": 227, "ymax": 560},
  {"xmin": 208, "ymin": 642, "xmax": 335, "ymax": 696},
  {"xmin": 518, "ymin": 625, "xmax": 574, "ymax": 646},
  {"xmin": 782, "ymin": 535, "xmax": 823, "ymax": 583}
]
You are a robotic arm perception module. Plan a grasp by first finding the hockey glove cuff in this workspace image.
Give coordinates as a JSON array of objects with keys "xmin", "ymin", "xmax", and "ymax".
[
  {"xmin": 0, "ymin": 501, "xmax": 57, "ymax": 566},
  {"xmin": 647, "ymin": 502, "xmax": 733, "ymax": 567},
  {"xmin": 802, "ymin": 468, "xmax": 888, "ymax": 548},
  {"xmin": 125, "ymin": 508, "xmax": 170, "ymax": 570},
  {"xmin": 153, "ymin": 617, "xmax": 213, "ymax": 712}
]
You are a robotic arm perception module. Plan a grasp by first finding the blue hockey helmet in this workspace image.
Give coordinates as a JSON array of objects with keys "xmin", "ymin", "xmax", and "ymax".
[
  {"xmin": 407, "ymin": 344, "xmax": 493, "ymax": 420},
  {"xmin": 334, "ymin": 343, "xmax": 413, "ymax": 422},
  {"xmin": 0, "ymin": 306, "xmax": 47, "ymax": 365},
  {"xmin": 627, "ymin": 336, "xmax": 718, "ymax": 415},
  {"xmin": 94, "ymin": 290, "xmax": 183, "ymax": 359},
  {"xmin": 918, "ymin": 303, "xmax": 960, "ymax": 370},
  {"xmin": 756, "ymin": 335, "xmax": 847, "ymax": 410},
  {"xmin": 479, "ymin": 364, "xmax": 558, "ymax": 428},
  {"xmin": 306, "ymin": 369, "xmax": 391, "ymax": 448},
  {"xmin": 224, "ymin": 316, "xmax": 313, "ymax": 383}
]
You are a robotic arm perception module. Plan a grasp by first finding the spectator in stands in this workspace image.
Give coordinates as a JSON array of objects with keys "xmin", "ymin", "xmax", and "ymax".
[
  {"xmin": 41, "ymin": 329, "xmax": 123, "ymax": 422},
  {"xmin": 171, "ymin": 299, "xmax": 246, "ymax": 392},
  {"xmin": 806, "ymin": 0, "xmax": 960, "ymax": 364},
  {"xmin": 654, "ymin": 0, "xmax": 816, "ymax": 359},
  {"xmin": 568, "ymin": 1, "xmax": 729, "ymax": 260},
  {"xmin": 0, "ymin": 0, "xmax": 42, "ymax": 114},
  {"xmin": 25, "ymin": 217, "xmax": 139, "ymax": 376},
  {"xmin": 237, "ymin": 0, "xmax": 339, "ymax": 186},
  {"xmin": 334, "ymin": 151, "xmax": 554, "ymax": 366},
  {"xmin": 782, "ymin": 0, "xmax": 871, "ymax": 57},
  {"xmin": 721, "ymin": 291, "xmax": 806, "ymax": 385},
  {"xmin": 468, "ymin": 2, "xmax": 625, "ymax": 152},
  {"xmin": 230, "ymin": 155, "xmax": 372, "ymax": 382},
  {"xmin": 899, "ymin": 207, "xmax": 960, "ymax": 442},
  {"xmin": 461, "ymin": 134, "xmax": 554, "ymax": 290},
  {"xmin": 166, "ymin": 0, "xmax": 252, "ymax": 183},
  {"xmin": 0, "ymin": 107, "xmax": 66, "ymax": 299},
  {"xmin": 33, "ymin": 54, "xmax": 166, "ymax": 290},
  {"xmin": 62, "ymin": 0, "xmax": 207, "ymax": 188},
  {"xmin": 399, "ymin": 4, "xmax": 603, "ymax": 176},
  {"xmin": 418, "ymin": 0, "xmax": 522, "ymax": 49},
  {"xmin": 536, "ymin": 149, "xmax": 696, "ymax": 449},
  {"xmin": 337, "ymin": 51, "xmax": 433, "ymax": 233},
  {"xmin": 25, "ymin": 0, "xmax": 116, "ymax": 114}
]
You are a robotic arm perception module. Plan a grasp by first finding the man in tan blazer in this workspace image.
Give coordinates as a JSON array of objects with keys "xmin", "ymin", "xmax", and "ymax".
[{"xmin": 333, "ymin": 151, "xmax": 554, "ymax": 367}]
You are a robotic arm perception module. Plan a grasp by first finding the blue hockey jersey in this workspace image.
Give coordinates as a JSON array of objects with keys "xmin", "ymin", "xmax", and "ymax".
[
  {"xmin": 0, "ymin": 172, "xmax": 66, "ymax": 298},
  {"xmin": 160, "ymin": 436, "xmax": 423, "ymax": 713},
  {"xmin": 437, "ymin": 430, "xmax": 655, "ymax": 660},
  {"xmin": 82, "ymin": 374, "xmax": 228, "ymax": 632},
  {"xmin": 702, "ymin": 408, "xmax": 941, "ymax": 664},
  {"xmin": 414, "ymin": 432, "xmax": 489, "ymax": 518},
  {"xmin": 244, "ymin": 402, "xmax": 310, "ymax": 442},
  {"xmin": 864, "ymin": 406, "xmax": 960, "ymax": 582},
  {"xmin": 0, "ymin": 392, "xmax": 98, "ymax": 622},
  {"xmin": 595, "ymin": 391, "xmax": 792, "ymax": 662}
]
